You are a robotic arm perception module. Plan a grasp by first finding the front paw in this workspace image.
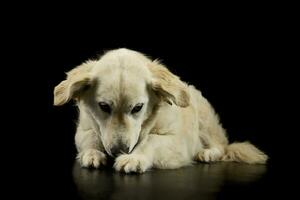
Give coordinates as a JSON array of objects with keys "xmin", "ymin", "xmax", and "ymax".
[
  {"xmin": 114, "ymin": 154, "xmax": 152, "ymax": 173},
  {"xmin": 77, "ymin": 149, "xmax": 107, "ymax": 168}
]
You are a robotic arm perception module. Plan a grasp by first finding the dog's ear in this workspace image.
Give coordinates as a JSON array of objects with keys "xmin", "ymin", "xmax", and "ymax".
[
  {"xmin": 53, "ymin": 60, "xmax": 96, "ymax": 106},
  {"xmin": 148, "ymin": 60, "xmax": 190, "ymax": 107}
]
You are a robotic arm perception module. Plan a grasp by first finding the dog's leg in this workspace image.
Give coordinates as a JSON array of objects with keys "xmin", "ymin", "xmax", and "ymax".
[
  {"xmin": 114, "ymin": 134, "xmax": 192, "ymax": 173},
  {"xmin": 196, "ymin": 145, "xmax": 225, "ymax": 163},
  {"xmin": 196, "ymin": 126, "xmax": 228, "ymax": 163},
  {"xmin": 75, "ymin": 128, "xmax": 106, "ymax": 168}
]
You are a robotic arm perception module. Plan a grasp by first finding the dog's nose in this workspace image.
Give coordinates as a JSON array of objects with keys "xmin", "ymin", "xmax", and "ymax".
[{"xmin": 110, "ymin": 144, "xmax": 130, "ymax": 157}]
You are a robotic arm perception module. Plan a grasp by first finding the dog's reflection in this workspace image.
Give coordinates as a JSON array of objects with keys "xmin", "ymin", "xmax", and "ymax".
[{"xmin": 72, "ymin": 161, "xmax": 266, "ymax": 200}]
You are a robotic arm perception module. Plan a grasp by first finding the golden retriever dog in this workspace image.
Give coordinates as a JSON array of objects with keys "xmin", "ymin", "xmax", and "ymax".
[{"xmin": 54, "ymin": 48, "xmax": 268, "ymax": 173}]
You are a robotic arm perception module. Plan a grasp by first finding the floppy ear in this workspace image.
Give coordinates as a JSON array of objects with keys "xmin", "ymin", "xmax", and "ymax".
[
  {"xmin": 148, "ymin": 60, "xmax": 190, "ymax": 107},
  {"xmin": 53, "ymin": 60, "xmax": 96, "ymax": 106}
]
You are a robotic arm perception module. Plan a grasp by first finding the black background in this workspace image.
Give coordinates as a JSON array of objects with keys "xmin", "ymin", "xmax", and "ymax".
[{"xmin": 2, "ymin": 3, "xmax": 296, "ymax": 200}]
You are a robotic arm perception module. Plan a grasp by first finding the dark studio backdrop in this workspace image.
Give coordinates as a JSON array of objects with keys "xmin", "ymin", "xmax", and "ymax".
[{"xmin": 3, "ymin": 4, "xmax": 296, "ymax": 200}]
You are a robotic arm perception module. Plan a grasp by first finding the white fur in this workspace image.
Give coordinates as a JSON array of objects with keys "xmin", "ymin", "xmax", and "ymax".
[{"xmin": 54, "ymin": 48, "xmax": 268, "ymax": 173}]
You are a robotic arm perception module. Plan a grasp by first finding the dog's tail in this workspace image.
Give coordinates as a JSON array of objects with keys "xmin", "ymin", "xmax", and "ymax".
[{"xmin": 222, "ymin": 141, "xmax": 268, "ymax": 164}]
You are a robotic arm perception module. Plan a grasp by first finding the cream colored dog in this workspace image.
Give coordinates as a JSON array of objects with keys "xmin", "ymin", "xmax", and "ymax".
[{"xmin": 54, "ymin": 48, "xmax": 268, "ymax": 173}]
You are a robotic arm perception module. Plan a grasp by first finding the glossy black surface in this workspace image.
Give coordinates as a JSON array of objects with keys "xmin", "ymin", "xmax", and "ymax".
[
  {"xmin": 72, "ymin": 161, "xmax": 268, "ymax": 200},
  {"xmin": 20, "ymin": 152, "xmax": 285, "ymax": 200}
]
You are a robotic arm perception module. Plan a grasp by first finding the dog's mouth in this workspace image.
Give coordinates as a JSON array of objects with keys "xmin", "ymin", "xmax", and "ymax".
[
  {"xmin": 103, "ymin": 140, "xmax": 140, "ymax": 158},
  {"xmin": 103, "ymin": 146, "xmax": 114, "ymax": 157},
  {"xmin": 104, "ymin": 134, "xmax": 142, "ymax": 158},
  {"xmin": 128, "ymin": 129, "xmax": 145, "ymax": 154},
  {"xmin": 128, "ymin": 140, "xmax": 139, "ymax": 154}
]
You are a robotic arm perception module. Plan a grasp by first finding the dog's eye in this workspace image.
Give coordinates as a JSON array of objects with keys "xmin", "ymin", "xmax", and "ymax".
[
  {"xmin": 131, "ymin": 103, "xmax": 144, "ymax": 114},
  {"xmin": 98, "ymin": 102, "xmax": 111, "ymax": 114}
]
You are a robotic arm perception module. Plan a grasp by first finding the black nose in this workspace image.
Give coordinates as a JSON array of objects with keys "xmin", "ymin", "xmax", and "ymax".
[{"xmin": 110, "ymin": 144, "xmax": 130, "ymax": 157}]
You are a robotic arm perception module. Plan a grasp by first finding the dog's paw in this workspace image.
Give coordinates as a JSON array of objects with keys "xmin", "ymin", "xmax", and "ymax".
[
  {"xmin": 196, "ymin": 148, "xmax": 223, "ymax": 162},
  {"xmin": 77, "ymin": 149, "xmax": 107, "ymax": 168},
  {"xmin": 114, "ymin": 154, "xmax": 152, "ymax": 173}
]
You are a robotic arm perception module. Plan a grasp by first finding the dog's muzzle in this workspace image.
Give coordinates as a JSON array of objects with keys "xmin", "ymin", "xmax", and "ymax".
[{"xmin": 110, "ymin": 143, "xmax": 130, "ymax": 157}]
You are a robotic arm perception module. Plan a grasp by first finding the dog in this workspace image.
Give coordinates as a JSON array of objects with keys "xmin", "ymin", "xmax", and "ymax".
[{"xmin": 54, "ymin": 48, "xmax": 268, "ymax": 173}]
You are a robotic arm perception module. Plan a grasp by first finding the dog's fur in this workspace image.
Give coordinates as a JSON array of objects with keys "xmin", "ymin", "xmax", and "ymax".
[{"xmin": 54, "ymin": 48, "xmax": 268, "ymax": 173}]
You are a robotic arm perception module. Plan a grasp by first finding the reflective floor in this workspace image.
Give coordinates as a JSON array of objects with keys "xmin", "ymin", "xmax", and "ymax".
[{"xmin": 72, "ymin": 161, "xmax": 269, "ymax": 200}]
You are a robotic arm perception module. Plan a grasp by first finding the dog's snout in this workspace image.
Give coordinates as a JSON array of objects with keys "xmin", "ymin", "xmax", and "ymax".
[{"xmin": 110, "ymin": 144, "xmax": 130, "ymax": 157}]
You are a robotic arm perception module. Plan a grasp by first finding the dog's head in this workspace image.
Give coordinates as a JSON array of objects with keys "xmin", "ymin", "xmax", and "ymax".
[{"xmin": 54, "ymin": 48, "xmax": 189, "ymax": 157}]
